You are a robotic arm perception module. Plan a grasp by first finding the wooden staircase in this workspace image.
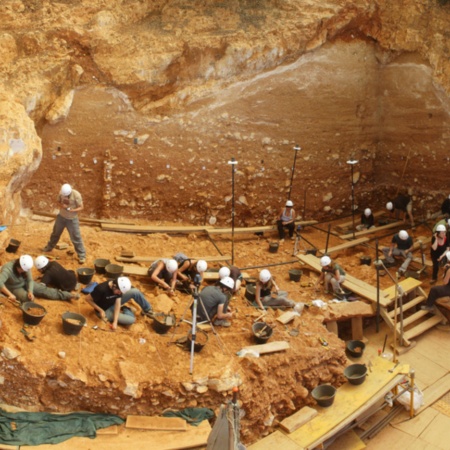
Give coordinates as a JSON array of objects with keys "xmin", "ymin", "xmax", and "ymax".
[{"xmin": 381, "ymin": 278, "xmax": 447, "ymax": 347}]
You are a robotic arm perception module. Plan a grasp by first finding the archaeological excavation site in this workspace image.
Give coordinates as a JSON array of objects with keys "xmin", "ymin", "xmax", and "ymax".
[{"xmin": 0, "ymin": 1, "xmax": 450, "ymax": 449}]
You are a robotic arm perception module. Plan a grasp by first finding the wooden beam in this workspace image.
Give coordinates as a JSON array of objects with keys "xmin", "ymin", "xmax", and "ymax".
[
  {"xmin": 32, "ymin": 210, "xmax": 135, "ymax": 226},
  {"xmin": 116, "ymin": 255, "xmax": 232, "ymax": 263},
  {"xmin": 339, "ymin": 220, "xmax": 404, "ymax": 240},
  {"xmin": 239, "ymin": 341, "xmax": 290, "ymax": 355},
  {"xmin": 207, "ymin": 221, "xmax": 318, "ymax": 236},
  {"xmin": 279, "ymin": 406, "xmax": 318, "ymax": 434},
  {"xmin": 320, "ymin": 237, "xmax": 369, "ymax": 254},
  {"xmin": 125, "ymin": 416, "xmax": 187, "ymax": 431},
  {"xmin": 335, "ymin": 210, "xmax": 386, "ymax": 232},
  {"xmin": 102, "ymin": 223, "xmax": 210, "ymax": 234}
]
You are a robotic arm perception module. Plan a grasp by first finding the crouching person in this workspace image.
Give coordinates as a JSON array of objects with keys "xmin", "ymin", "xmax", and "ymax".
[
  {"xmin": 0, "ymin": 255, "xmax": 78, "ymax": 303},
  {"xmin": 86, "ymin": 277, "xmax": 153, "ymax": 330},
  {"xmin": 255, "ymin": 269, "xmax": 295, "ymax": 310}
]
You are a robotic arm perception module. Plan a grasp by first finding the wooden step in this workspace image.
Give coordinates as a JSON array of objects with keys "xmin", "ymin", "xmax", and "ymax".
[
  {"xmin": 399, "ymin": 309, "xmax": 429, "ymax": 328},
  {"xmin": 403, "ymin": 315, "xmax": 444, "ymax": 342},
  {"xmin": 387, "ymin": 295, "xmax": 425, "ymax": 318}
]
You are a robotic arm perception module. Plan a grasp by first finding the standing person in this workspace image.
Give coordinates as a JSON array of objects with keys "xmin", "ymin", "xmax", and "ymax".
[
  {"xmin": 218, "ymin": 266, "xmax": 243, "ymax": 294},
  {"xmin": 197, "ymin": 277, "xmax": 234, "ymax": 327},
  {"xmin": 43, "ymin": 183, "xmax": 87, "ymax": 264},
  {"xmin": 441, "ymin": 195, "xmax": 450, "ymax": 217},
  {"xmin": 356, "ymin": 208, "xmax": 375, "ymax": 231},
  {"xmin": 277, "ymin": 200, "xmax": 296, "ymax": 242},
  {"xmin": 254, "ymin": 269, "xmax": 295, "ymax": 310},
  {"xmin": 86, "ymin": 277, "xmax": 153, "ymax": 330},
  {"xmin": 0, "ymin": 255, "xmax": 78, "ymax": 303},
  {"xmin": 430, "ymin": 224, "xmax": 449, "ymax": 285},
  {"xmin": 34, "ymin": 255, "xmax": 78, "ymax": 291},
  {"xmin": 422, "ymin": 252, "xmax": 450, "ymax": 311},
  {"xmin": 314, "ymin": 256, "xmax": 346, "ymax": 294},
  {"xmin": 382, "ymin": 230, "xmax": 414, "ymax": 276},
  {"xmin": 148, "ymin": 259, "xmax": 178, "ymax": 296},
  {"xmin": 386, "ymin": 192, "xmax": 414, "ymax": 227}
]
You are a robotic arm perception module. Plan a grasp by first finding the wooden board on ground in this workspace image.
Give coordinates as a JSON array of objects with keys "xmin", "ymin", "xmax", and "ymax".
[
  {"xmin": 415, "ymin": 373, "xmax": 450, "ymax": 414},
  {"xmin": 288, "ymin": 358, "xmax": 408, "ymax": 449},
  {"xmin": 116, "ymin": 255, "xmax": 232, "ymax": 263},
  {"xmin": 247, "ymin": 430, "xmax": 303, "ymax": 450},
  {"xmin": 203, "ymin": 271, "xmax": 250, "ymax": 281},
  {"xmin": 319, "ymin": 237, "xmax": 369, "ymax": 255},
  {"xmin": 102, "ymin": 223, "xmax": 210, "ymax": 234},
  {"xmin": 279, "ymin": 406, "xmax": 318, "ymax": 434},
  {"xmin": 335, "ymin": 211, "xmax": 386, "ymax": 233},
  {"xmin": 239, "ymin": 341, "xmax": 290, "ymax": 355},
  {"xmin": 207, "ymin": 221, "xmax": 317, "ymax": 235},
  {"xmin": 126, "ymin": 416, "xmax": 187, "ymax": 431},
  {"xmin": 339, "ymin": 220, "xmax": 404, "ymax": 240},
  {"xmin": 23, "ymin": 420, "xmax": 211, "ymax": 450},
  {"xmin": 277, "ymin": 311, "xmax": 298, "ymax": 325},
  {"xmin": 32, "ymin": 210, "xmax": 135, "ymax": 226},
  {"xmin": 122, "ymin": 265, "xmax": 150, "ymax": 277}
]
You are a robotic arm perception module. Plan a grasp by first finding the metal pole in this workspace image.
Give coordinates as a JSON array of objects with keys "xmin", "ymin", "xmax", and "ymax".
[
  {"xmin": 228, "ymin": 158, "xmax": 238, "ymax": 265},
  {"xmin": 375, "ymin": 239, "xmax": 380, "ymax": 333},
  {"xmin": 288, "ymin": 145, "xmax": 301, "ymax": 200},
  {"xmin": 347, "ymin": 159, "xmax": 359, "ymax": 239}
]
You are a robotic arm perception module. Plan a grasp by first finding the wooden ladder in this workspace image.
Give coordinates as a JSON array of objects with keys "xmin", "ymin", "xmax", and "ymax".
[{"xmin": 381, "ymin": 278, "xmax": 447, "ymax": 347}]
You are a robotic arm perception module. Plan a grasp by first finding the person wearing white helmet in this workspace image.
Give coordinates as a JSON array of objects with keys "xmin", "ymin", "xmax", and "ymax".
[
  {"xmin": 422, "ymin": 251, "xmax": 450, "ymax": 311},
  {"xmin": 0, "ymin": 255, "xmax": 78, "ymax": 303},
  {"xmin": 217, "ymin": 265, "xmax": 243, "ymax": 294},
  {"xmin": 43, "ymin": 183, "xmax": 87, "ymax": 264},
  {"xmin": 356, "ymin": 208, "xmax": 375, "ymax": 231},
  {"xmin": 172, "ymin": 252, "xmax": 208, "ymax": 291},
  {"xmin": 314, "ymin": 256, "xmax": 346, "ymax": 294},
  {"xmin": 86, "ymin": 276, "xmax": 153, "ymax": 330},
  {"xmin": 430, "ymin": 224, "xmax": 450, "ymax": 284},
  {"xmin": 276, "ymin": 199, "xmax": 296, "ymax": 242},
  {"xmin": 254, "ymin": 269, "xmax": 295, "ymax": 310},
  {"xmin": 382, "ymin": 230, "xmax": 414, "ymax": 276},
  {"xmin": 196, "ymin": 277, "xmax": 235, "ymax": 327},
  {"xmin": 148, "ymin": 258, "xmax": 178, "ymax": 296},
  {"xmin": 34, "ymin": 255, "xmax": 77, "ymax": 291},
  {"xmin": 386, "ymin": 192, "xmax": 415, "ymax": 227}
]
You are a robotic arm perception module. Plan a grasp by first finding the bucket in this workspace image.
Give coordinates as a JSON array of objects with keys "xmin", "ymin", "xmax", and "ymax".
[
  {"xmin": 269, "ymin": 242, "xmax": 279, "ymax": 253},
  {"xmin": 186, "ymin": 329, "xmax": 208, "ymax": 352},
  {"xmin": 245, "ymin": 284, "xmax": 256, "ymax": 302},
  {"xmin": 344, "ymin": 364, "xmax": 368, "ymax": 385},
  {"xmin": 252, "ymin": 322, "xmax": 273, "ymax": 344},
  {"xmin": 22, "ymin": 302, "xmax": 46, "ymax": 325},
  {"xmin": 335, "ymin": 289, "xmax": 353, "ymax": 301},
  {"xmin": 77, "ymin": 267, "xmax": 95, "ymax": 284},
  {"xmin": 6, "ymin": 239, "xmax": 21, "ymax": 253},
  {"xmin": 62, "ymin": 312, "xmax": 86, "ymax": 336},
  {"xmin": 105, "ymin": 263, "xmax": 123, "ymax": 280},
  {"xmin": 151, "ymin": 313, "xmax": 175, "ymax": 334},
  {"xmin": 311, "ymin": 384, "xmax": 337, "ymax": 407},
  {"xmin": 94, "ymin": 258, "xmax": 110, "ymax": 274},
  {"xmin": 360, "ymin": 256, "xmax": 371, "ymax": 266},
  {"xmin": 288, "ymin": 269, "xmax": 302, "ymax": 282},
  {"xmin": 245, "ymin": 277, "xmax": 258, "ymax": 287},
  {"xmin": 306, "ymin": 248, "xmax": 318, "ymax": 256},
  {"xmin": 346, "ymin": 340, "xmax": 366, "ymax": 358}
]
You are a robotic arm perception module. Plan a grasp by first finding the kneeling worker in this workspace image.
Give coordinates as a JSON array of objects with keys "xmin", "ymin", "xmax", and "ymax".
[
  {"xmin": 86, "ymin": 277, "xmax": 153, "ymax": 330},
  {"xmin": 218, "ymin": 266, "xmax": 243, "ymax": 294},
  {"xmin": 255, "ymin": 269, "xmax": 295, "ymax": 309},
  {"xmin": 34, "ymin": 255, "xmax": 77, "ymax": 292},
  {"xmin": 422, "ymin": 252, "xmax": 450, "ymax": 311},
  {"xmin": 197, "ymin": 276, "xmax": 234, "ymax": 327},
  {"xmin": 314, "ymin": 256, "xmax": 346, "ymax": 294},
  {"xmin": 382, "ymin": 230, "xmax": 413, "ymax": 276}
]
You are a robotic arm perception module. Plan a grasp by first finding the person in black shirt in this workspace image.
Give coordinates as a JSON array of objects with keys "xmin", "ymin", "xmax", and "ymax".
[
  {"xmin": 386, "ymin": 193, "xmax": 414, "ymax": 227},
  {"xmin": 382, "ymin": 230, "xmax": 414, "ymax": 276},
  {"xmin": 356, "ymin": 208, "xmax": 375, "ymax": 231},
  {"xmin": 441, "ymin": 195, "xmax": 450, "ymax": 217},
  {"xmin": 34, "ymin": 255, "xmax": 77, "ymax": 291}
]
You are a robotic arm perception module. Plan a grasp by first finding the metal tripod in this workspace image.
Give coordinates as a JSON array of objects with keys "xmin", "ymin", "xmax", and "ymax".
[{"xmin": 293, "ymin": 225, "xmax": 307, "ymax": 256}]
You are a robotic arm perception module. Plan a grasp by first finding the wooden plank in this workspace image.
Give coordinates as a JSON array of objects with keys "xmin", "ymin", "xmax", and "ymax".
[
  {"xmin": 240, "ymin": 341, "xmax": 290, "ymax": 355},
  {"xmin": 122, "ymin": 265, "xmax": 149, "ymax": 276},
  {"xmin": 203, "ymin": 271, "xmax": 250, "ymax": 281},
  {"xmin": 248, "ymin": 430, "xmax": 304, "ymax": 450},
  {"xmin": 102, "ymin": 223, "xmax": 210, "ymax": 233},
  {"xmin": 335, "ymin": 211, "xmax": 386, "ymax": 232},
  {"xmin": 319, "ymin": 237, "xmax": 369, "ymax": 254},
  {"xmin": 289, "ymin": 358, "xmax": 408, "ymax": 449},
  {"xmin": 279, "ymin": 406, "xmax": 318, "ymax": 434},
  {"xmin": 207, "ymin": 221, "xmax": 318, "ymax": 236},
  {"xmin": 339, "ymin": 220, "xmax": 404, "ymax": 240},
  {"xmin": 416, "ymin": 373, "xmax": 450, "ymax": 414},
  {"xmin": 383, "ymin": 278, "xmax": 423, "ymax": 302},
  {"xmin": 403, "ymin": 315, "xmax": 444, "ymax": 342},
  {"xmin": 116, "ymin": 255, "xmax": 232, "ymax": 263},
  {"xmin": 125, "ymin": 416, "xmax": 187, "ymax": 431},
  {"xmin": 32, "ymin": 210, "xmax": 135, "ymax": 225},
  {"xmin": 277, "ymin": 311, "xmax": 298, "ymax": 325}
]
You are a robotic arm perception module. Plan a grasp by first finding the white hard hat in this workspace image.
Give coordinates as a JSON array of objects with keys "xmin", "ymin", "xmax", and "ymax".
[
  {"xmin": 386, "ymin": 202, "xmax": 393, "ymax": 211},
  {"xmin": 19, "ymin": 255, "xmax": 34, "ymax": 272},
  {"xmin": 117, "ymin": 276, "xmax": 132, "ymax": 294},
  {"xmin": 286, "ymin": 200, "xmax": 294, "ymax": 207},
  {"xmin": 436, "ymin": 224, "xmax": 447, "ymax": 232},
  {"xmin": 399, "ymin": 230, "xmax": 409, "ymax": 240},
  {"xmin": 166, "ymin": 259, "xmax": 178, "ymax": 273},
  {"xmin": 60, "ymin": 183, "xmax": 72, "ymax": 196},
  {"xmin": 220, "ymin": 276, "xmax": 234, "ymax": 290},
  {"xmin": 219, "ymin": 267, "xmax": 230, "ymax": 279},
  {"xmin": 446, "ymin": 251, "xmax": 450, "ymax": 262},
  {"xmin": 320, "ymin": 256, "xmax": 332, "ymax": 267},
  {"xmin": 364, "ymin": 208, "xmax": 372, "ymax": 217},
  {"xmin": 259, "ymin": 269, "xmax": 271, "ymax": 283},
  {"xmin": 34, "ymin": 255, "xmax": 49, "ymax": 270},
  {"xmin": 196, "ymin": 260, "xmax": 207, "ymax": 273}
]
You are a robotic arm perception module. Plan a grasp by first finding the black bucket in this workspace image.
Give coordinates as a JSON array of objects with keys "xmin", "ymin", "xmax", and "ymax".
[
  {"xmin": 312, "ymin": 385, "xmax": 336, "ymax": 407},
  {"xmin": 187, "ymin": 329, "xmax": 208, "ymax": 352},
  {"xmin": 269, "ymin": 242, "xmax": 279, "ymax": 253},
  {"xmin": 94, "ymin": 258, "xmax": 110, "ymax": 274},
  {"xmin": 306, "ymin": 248, "xmax": 318, "ymax": 256},
  {"xmin": 252, "ymin": 322, "xmax": 273, "ymax": 344},
  {"xmin": 245, "ymin": 277, "xmax": 258, "ymax": 287},
  {"xmin": 6, "ymin": 239, "xmax": 21, "ymax": 253},
  {"xmin": 77, "ymin": 267, "xmax": 95, "ymax": 284},
  {"xmin": 105, "ymin": 264, "xmax": 123, "ymax": 280},
  {"xmin": 288, "ymin": 269, "xmax": 303, "ymax": 282},
  {"xmin": 335, "ymin": 289, "xmax": 353, "ymax": 301},
  {"xmin": 360, "ymin": 256, "xmax": 371, "ymax": 266},
  {"xmin": 346, "ymin": 340, "xmax": 366, "ymax": 358},
  {"xmin": 245, "ymin": 284, "xmax": 256, "ymax": 302},
  {"xmin": 22, "ymin": 302, "xmax": 46, "ymax": 325},
  {"xmin": 62, "ymin": 312, "xmax": 86, "ymax": 336},
  {"xmin": 151, "ymin": 313, "xmax": 175, "ymax": 335},
  {"xmin": 344, "ymin": 364, "xmax": 367, "ymax": 385}
]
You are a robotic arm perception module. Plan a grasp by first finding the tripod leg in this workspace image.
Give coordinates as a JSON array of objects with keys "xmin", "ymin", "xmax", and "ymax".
[
  {"xmin": 168, "ymin": 296, "xmax": 194, "ymax": 344},
  {"xmin": 197, "ymin": 298, "xmax": 228, "ymax": 354}
]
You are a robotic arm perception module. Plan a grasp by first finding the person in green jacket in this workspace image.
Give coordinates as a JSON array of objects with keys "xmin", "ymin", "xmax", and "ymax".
[{"xmin": 0, "ymin": 255, "xmax": 78, "ymax": 303}]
